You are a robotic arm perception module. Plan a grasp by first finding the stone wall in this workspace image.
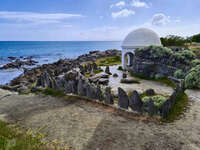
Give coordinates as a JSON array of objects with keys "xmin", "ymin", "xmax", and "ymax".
[
  {"xmin": 33, "ymin": 69, "xmax": 184, "ymax": 118},
  {"xmin": 131, "ymin": 57, "xmax": 178, "ymax": 78}
]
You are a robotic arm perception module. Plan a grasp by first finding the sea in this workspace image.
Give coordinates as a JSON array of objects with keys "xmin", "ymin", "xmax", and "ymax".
[{"xmin": 0, "ymin": 41, "xmax": 121, "ymax": 85}]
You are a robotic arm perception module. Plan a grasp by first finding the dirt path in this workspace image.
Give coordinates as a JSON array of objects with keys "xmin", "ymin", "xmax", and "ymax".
[{"xmin": 0, "ymin": 89, "xmax": 200, "ymax": 150}]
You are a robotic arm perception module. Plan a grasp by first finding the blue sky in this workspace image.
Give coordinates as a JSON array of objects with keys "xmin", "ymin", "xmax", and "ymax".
[{"xmin": 0, "ymin": 0, "xmax": 199, "ymax": 41}]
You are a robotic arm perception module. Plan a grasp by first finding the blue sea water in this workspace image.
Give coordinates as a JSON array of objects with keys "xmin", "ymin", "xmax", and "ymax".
[{"xmin": 0, "ymin": 41, "xmax": 121, "ymax": 85}]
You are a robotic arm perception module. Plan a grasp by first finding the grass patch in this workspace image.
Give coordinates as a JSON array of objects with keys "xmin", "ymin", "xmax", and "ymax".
[
  {"xmin": 162, "ymin": 93, "xmax": 189, "ymax": 122},
  {"xmin": 43, "ymin": 88, "xmax": 66, "ymax": 97},
  {"xmin": 130, "ymin": 72, "xmax": 175, "ymax": 88},
  {"xmin": 95, "ymin": 56, "xmax": 121, "ymax": 66},
  {"xmin": 0, "ymin": 121, "xmax": 47, "ymax": 150}
]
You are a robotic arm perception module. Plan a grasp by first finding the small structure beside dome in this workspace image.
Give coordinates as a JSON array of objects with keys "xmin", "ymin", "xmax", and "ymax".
[{"xmin": 121, "ymin": 28, "xmax": 162, "ymax": 70}]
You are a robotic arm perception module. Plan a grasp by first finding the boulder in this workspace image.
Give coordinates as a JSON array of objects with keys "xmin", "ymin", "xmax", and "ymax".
[
  {"xmin": 105, "ymin": 66, "xmax": 112, "ymax": 75},
  {"xmin": 113, "ymin": 73, "xmax": 118, "ymax": 78},
  {"xmin": 77, "ymin": 79, "xmax": 86, "ymax": 96},
  {"xmin": 145, "ymin": 89, "xmax": 156, "ymax": 96},
  {"xmin": 129, "ymin": 91, "xmax": 143, "ymax": 112},
  {"xmin": 98, "ymin": 78, "xmax": 109, "ymax": 85},
  {"xmin": 96, "ymin": 85, "xmax": 104, "ymax": 101},
  {"xmin": 122, "ymin": 73, "xmax": 127, "ymax": 79},
  {"xmin": 147, "ymin": 98, "xmax": 158, "ymax": 116},
  {"xmin": 104, "ymin": 87, "xmax": 114, "ymax": 104},
  {"xmin": 118, "ymin": 87, "xmax": 129, "ymax": 109}
]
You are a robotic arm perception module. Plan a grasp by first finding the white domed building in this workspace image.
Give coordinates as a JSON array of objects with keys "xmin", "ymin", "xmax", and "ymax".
[{"xmin": 121, "ymin": 28, "xmax": 161, "ymax": 70}]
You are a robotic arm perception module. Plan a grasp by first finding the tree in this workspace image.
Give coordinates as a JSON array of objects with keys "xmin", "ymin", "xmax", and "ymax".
[
  {"xmin": 191, "ymin": 33, "xmax": 200, "ymax": 43},
  {"xmin": 160, "ymin": 35, "xmax": 186, "ymax": 47}
]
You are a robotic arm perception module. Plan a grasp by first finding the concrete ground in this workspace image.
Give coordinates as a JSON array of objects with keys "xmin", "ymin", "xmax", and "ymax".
[{"xmin": 0, "ymin": 87, "xmax": 200, "ymax": 150}]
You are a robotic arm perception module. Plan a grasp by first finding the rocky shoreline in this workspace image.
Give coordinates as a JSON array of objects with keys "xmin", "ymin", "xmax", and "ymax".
[{"xmin": 0, "ymin": 49, "xmax": 121, "ymax": 92}]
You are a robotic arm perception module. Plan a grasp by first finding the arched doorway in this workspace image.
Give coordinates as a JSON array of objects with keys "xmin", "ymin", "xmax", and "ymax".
[{"xmin": 124, "ymin": 52, "xmax": 134, "ymax": 70}]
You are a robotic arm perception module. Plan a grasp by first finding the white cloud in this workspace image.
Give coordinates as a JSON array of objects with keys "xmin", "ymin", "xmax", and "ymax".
[
  {"xmin": 110, "ymin": 1, "xmax": 126, "ymax": 8},
  {"xmin": 112, "ymin": 9, "xmax": 135, "ymax": 18},
  {"xmin": 0, "ymin": 11, "xmax": 83, "ymax": 24},
  {"xmin": 131, "ymin": 0, "xmax": 149, "ymax": 8},
  {"xmin": 151, "ymin": 13, "xmax": 170, "ymax": 26}
]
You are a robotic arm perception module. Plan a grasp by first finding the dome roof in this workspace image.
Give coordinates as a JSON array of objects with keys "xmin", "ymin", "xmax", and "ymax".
[{"xmin": 122, "ymin": 28, "xmax": 161, "ymax": 49}]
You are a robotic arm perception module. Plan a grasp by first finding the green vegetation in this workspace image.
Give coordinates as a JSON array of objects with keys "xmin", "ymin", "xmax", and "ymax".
[
  {"xmin": 191, "ymin": 59, "xmax": 200, "ymax": 67},
  {"xmin": 191, "ymin": 48, "xmax": 200, "ymax": 58},
  {"xmin": 95, "ymin": 56, "xmax": 121, "ymax": 66},
  {"xmin": 163, "ymin": 93, "xmax": 188, "ymax": 122},
  {"xmin": 185, "ymin": 65, "xmax": 200, "ymax": 89},
  {"xmin": 0, "ymin": 121, "xmax": 47, "ymax": 150},
  {"xmin": 135, "ymin": 45, "xmax": 173, "ymax": 59},
  {"xmin": 43, "ymin": 88, "xmax": 66, "ymax": 97},
  {"xmin": 160, "ymin": 35, "xmax": 186, "ymax": 47},
  {"xmin": 174, "ymin": 69, "xmax": 185, "ymax": 79},
  {"xmin": 130, "ymin": 72, "xmax": 175, "ymax": 88},
  {"xmin": 142, "ymin": 95, "xmax": 166, "ymax": 108},
  {"xmin": 117, "ymin": 66, "xmax": 123, "ymax": 71},
  {"xmin": 191, "ymin": 33, "xmax": 200, "ymax": 43}
]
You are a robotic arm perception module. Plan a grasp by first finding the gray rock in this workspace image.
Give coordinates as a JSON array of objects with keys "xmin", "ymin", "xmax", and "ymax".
[
  {"xmin": 129, "ymin": 91, "xmax": 143, "ymax": 112},
  {"xmin": 122, "ymin": 73, "xmax": 127, "ymax": 79},
  {"xmin": 105, "ymin": 66, "xmax": 112, "ymax": 75},
  {"xmin": 118, "ymin": 87, "xmax": 129, "ymax": 109},
  {"xmin": 145, "ymin": 89, "xmax": 155, "ymax": 96},
  {"xmin": 77, "ymin": 79, "xmax": 86, "ymax": 96},
  {"xmin": 113, "ymin": 73, "xmax": 118, "ymax": 78},
  {"xmin": 98, "ymin": 78, "xmax": 109, "ymax": 85},
  {"xmin": 104, "ymin": 87, "xmax": 114, "ymax": 104},
  {"xmin": 147, "ymin": 98, "xmax": 158, "ymax": 116},
  {"xmin": 96, "ymin": 85, "xmax": 104, "ymax": 101}
]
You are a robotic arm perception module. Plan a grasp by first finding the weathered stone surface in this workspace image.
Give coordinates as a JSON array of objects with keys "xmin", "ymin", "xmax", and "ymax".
[
  {"xmin": 122, "ymin": 73, "xmax": 127, "ymax": 79},
  {"xmin": 113, "ymin": 73, "xmax": 118, "ymax": 77},
  {"xmin": 118, "ymin": 87, "xmax": 129, "ymax": 109},
  {"xmin": 129, "ymin": 91, "xmax": 143, "ymax": 112},
  {"xmin": 96, "ymin": 85, "xmax": 104, "ymax": 101},
  {"xmin": 104, "ymin": 87, "xmax": 114, "ymax": 104},
  {"xmin": 147, "ymin": 98, "xmax": 158, "ymax": 116},
  {"xmin": 105, "ymin": 66, "xmax": 112, "ymax": 75},
  {"xmin": 98, "ymin": 79, "xmax": 109, "ymax": 85},
  {"xmin": 145, "ymin": 89, "xmax": 156, "ymax": 96},
  {"xmin": 77, "ymin": 79, "xmax": 86, "ymax": 96},
  {"xmin": 120, "ymin": 78, "xmax": 139, "ymax": 84}
]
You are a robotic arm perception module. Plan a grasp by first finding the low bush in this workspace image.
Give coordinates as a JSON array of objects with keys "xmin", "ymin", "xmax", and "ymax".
[
  {"xmin": 135, "ymin": 45, "xmax": 173, "ymax": 60},
  {"xmin": 185, "ymin": 65, "xmax": 200, "ymax": 89},
  {"xmin": 142, "ymin": 95, "xmax": 166, "ymax": 108},
  {"xmin": 117, "ymin": 66, "xmax": 123, "ymax": 71},
  {"xmin": 174, "ymin": 69, "xmax": 185, "ymax": 79},
  {"xmin": 191, "ymin": 59, "xmax": 200, "ymax": 67}
]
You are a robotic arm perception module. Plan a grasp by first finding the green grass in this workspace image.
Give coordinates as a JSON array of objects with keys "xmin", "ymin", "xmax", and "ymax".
[
  {"xmin": 0, "ymin": 121, "xmax": 47, "ymax": 150},
  {"xmin": 162, "ymin": 93, "xmax": 189, "ymax": 122},
  {"xmin": 130, "ymin": 72, "xmax": 175, "ymax": 88},
  {"xmin": 95, "ymin": 56, "xmax": 121, "ymax": 66},
  {"xmin": 43, "ymin": 88, "xmax": 66, "ymax": 97}
]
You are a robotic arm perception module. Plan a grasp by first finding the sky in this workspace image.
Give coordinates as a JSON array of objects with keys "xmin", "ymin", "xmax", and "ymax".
[{"xmin": 0, "ymin": 0, "xmax": 200, "ymax": 41}]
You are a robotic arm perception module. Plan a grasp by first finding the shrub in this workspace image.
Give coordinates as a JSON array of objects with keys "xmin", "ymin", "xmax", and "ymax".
[
  {"xmin": 181, "ymin": 50, "xmax": 196, "ymax": 60},
  {"xmin": 142, "ymin": 95, "xmax": 166, "ymax": 108},
  {"xmin": 135, "ymin": 45, "xmax": 173, "ymax": 59},
  {"xmin": 117, "ymin": 66, "xmax": 123, "ymax": 71},
  {"xmin": 185, "ymin": 65, "xmax": 200, "ymax": 89},
  {"xmin": 174, "ymin": 69, "xmax": 185, "ymax": 79},
  {"xmin": 191, "ymin": 59, "xmax": 200, "ymax": 67}
]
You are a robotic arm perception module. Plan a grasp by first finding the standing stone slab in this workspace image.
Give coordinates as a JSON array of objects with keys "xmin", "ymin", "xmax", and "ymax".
[
  {"xmin": 77, "ymin": 79, "xmax": 85, "ymax": 96},
  {"xmin": 147, "ymin": 98, "xmax": 158, "ymax": 116},
  {"xmin": 118, "ymin": 87, "xmax": 129, "ymax": 109},
  {"xmin": 104, "ymin": 87, "xmax": 114, "ymax": 104},
  {"xmin": 105, "ymin": 66, "xmax": 112, "ymax": 75},
  {"xmin": 129, "ymin": 91, "xmax": 143, "ymax": 112},
  {"xmin": 96, "ymin": 85, "xmax": 104, "ymax": 101}
]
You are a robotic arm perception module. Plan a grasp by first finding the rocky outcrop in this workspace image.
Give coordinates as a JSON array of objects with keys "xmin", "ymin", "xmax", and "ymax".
[
  {"xmin": 104, "ymin": 87, "xmax": 114, "ymax": 104},
  {"xmin": 118, "ymin": 88, "xmax": 129, "ymax": 109},
  {"xmin": 129, "ymin": 91, "xmax": 143, "ymax": 112},
  {"xmin": 0, "ymin": 59, "xmax": 38, "ymax": 70}
]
